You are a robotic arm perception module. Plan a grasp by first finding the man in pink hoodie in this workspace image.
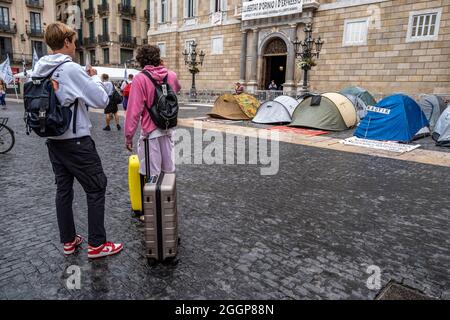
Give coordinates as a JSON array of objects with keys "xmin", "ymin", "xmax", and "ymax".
[{"xmin": 124, "ymin": 45, "xmax": 181, "ymax": 220}]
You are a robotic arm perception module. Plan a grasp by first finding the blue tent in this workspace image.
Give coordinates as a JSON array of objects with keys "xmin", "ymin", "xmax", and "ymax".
[{"xmin": 354, "ymin": 94, "xmax": 429, "ymax": 142}]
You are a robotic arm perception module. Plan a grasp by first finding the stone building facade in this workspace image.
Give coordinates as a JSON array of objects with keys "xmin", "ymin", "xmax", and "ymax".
[
  {"xmin": 146, "ymin": 0, "xmax": 243, "ymax": 92},
  {"xmin": 146, "ymin": 0, "xmax": 449, "ymax": 97},
  {"xmin": 0, "ymin": 0, "xmax": 55, "ymax": 69},
  {"xmin": 55, "ymin": 0, "xmax": 149, "ymax": 66}
]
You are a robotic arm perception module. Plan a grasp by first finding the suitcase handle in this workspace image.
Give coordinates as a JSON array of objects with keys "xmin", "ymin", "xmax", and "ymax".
[{"xmin": 144, "ymin": 136, "xmax": 151, "ymax": 182}]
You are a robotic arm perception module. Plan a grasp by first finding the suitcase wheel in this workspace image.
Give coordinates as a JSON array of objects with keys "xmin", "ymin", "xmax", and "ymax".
[
  {"xmin": 147, "ymin": 258, "xmax": 158, "ymax": 266},
  {"xmin": 162, "ymin": 257, "xmax": 179, "ymax": 266}
]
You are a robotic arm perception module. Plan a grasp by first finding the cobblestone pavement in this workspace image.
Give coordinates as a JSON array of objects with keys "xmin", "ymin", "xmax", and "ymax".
[{"xmin": 0, "ymin": 102, "xmax": 449, "ymax": 300}]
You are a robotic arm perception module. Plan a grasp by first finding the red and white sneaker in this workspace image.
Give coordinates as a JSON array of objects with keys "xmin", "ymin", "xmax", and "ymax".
[
  {"xmin": 64, "ymin": 235, "xmax": 83, "ymax": 255},
  {"xmin": 88, "ymin": 242, "xmax": 123, "ymax": 259}
]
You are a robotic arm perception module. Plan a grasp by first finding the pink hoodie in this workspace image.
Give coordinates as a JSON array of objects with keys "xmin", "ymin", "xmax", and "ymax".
[{"xmin": 124, "ymin": 65, "xmax": 181, "ymax": 145}]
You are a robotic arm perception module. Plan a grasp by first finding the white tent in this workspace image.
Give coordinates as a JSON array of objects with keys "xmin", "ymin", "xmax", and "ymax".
[
  {"xmin": 252, "ymin": 95, "xmax": 298, "ymax": 124},
  {"xmin": 14, "ymin": 66, "xmax": 140, "ymax": 81},
  {"xmin": 433, "ymin": 106, "xmax": 450, "ymax": 147}
]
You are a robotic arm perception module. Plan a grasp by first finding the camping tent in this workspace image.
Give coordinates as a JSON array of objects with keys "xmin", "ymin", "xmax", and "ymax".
[
  {"xmin": 289, "ymin": 92, "xmax": 357, "ymax": 131},
  {"xmin": 354, "ymin": 94, "xmax": 429, "ymax": 142},
  {"xmin": 340, "ymin": 86, "xmax": 377, "ymax": 107},
  {"xmin": 252, "ymin": 95, "xmax": 298, "ymax": 124},
  {"xmin": 344, "ymin": 94, "xmax": 368, "ymax": 121},
  {"xmin": 418, "ymin": 95, "xmax": 447, "ymax": 131},
  {"xmin": 14, "ymin": 66, "xmax": 140, "ymax": 81},
  {"xmin": 208, "ymin": 93, "xmax": 260, "ymax": 120},
  {"xmin": 432, "ymin": 106, "xmax": 450, "ymax": 147}
]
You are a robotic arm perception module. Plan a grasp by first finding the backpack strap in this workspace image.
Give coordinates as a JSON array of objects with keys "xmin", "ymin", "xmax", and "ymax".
[
  {"xmin": 71, "ymin": 98, "xmax": 79, "ymax": 134},
  {"xmin": 31, "ymin": 60, "xmax": 72, "ymax": 82},
  {"xmin": 142, "ymin": 70, "xmax": 160, "ymax": 88}
]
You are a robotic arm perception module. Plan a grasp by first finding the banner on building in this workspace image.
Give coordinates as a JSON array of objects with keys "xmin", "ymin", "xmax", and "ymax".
[{"xmin": 242, "ymin": 0, "xmax": 303, "ymax": 21}]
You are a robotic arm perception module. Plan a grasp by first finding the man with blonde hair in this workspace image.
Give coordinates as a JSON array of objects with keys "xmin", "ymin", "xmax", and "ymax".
[{"xmin": 32, "ymin": 22, "xmax": 123, "ymax": 259}]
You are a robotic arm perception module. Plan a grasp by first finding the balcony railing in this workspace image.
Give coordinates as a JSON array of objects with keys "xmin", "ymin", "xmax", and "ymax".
[
  {"xmin": 118, "ymin": 4, "xmax": 136, "ymax": 17},
  {"xmin": 97, "ymin": 34, "xmax": 110, "ymax": 45},
  {"xmin": 119, "ymin": 35, "xmax": 137, "ymax": 48},
  {"xmin": 83, "ymin": 36, "xmax": 97, "ymax": 48},
  {"xmin": 25, "ymin": 0, "xmax": 44, "ymax": 9},
  {"xmin": 0, "ymin": 22, "xmax": 17, "ymax": 34},
  {"xmin": 98, "ymin": 2, "xmax": 109, "ymax": 16},
  {"xmin": 85, "ymin": 7, "xmax": 95, "ymax": 19},
  {"xmin": 26, "ymin": 25, "xmax": 44, "ymax": 37}
]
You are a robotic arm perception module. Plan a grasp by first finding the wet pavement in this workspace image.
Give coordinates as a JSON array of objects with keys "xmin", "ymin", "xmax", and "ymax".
[{"xmin": 0, "ymin": 101, "xmax": 449, "ymax": 300}]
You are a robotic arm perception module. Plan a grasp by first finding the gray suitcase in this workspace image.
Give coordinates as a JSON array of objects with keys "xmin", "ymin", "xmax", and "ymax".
[{"xmin": 143, "ymin": 137, "xmax": 179, "ymax": 264}]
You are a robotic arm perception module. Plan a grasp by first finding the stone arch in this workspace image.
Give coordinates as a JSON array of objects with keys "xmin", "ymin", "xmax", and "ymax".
[{"xmin": 258, "ymin": 32, "xmax": 294, "ymax": 57}]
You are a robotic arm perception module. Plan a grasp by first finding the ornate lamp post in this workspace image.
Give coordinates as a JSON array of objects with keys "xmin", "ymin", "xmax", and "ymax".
[
  {"xmin": 292, "ymin": 23, "xmax": 324, "ymax": 93},
  {"xmin": 182, "ymin": 41, "xmax": 205, "ymax": 99}
]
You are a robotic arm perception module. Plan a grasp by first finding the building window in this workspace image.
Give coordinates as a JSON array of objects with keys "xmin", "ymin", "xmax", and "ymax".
[
  {"xmin": 407, "ymin": 8, "xmax": 442, "ymax": 42},
  {"xmin": 343, "ymin": 18, "xmax": 368, "ymax": 46},
  {"xmin": 32, "ymin": 40, "xmax": 47, "ymax": 57},
  {"xmin": 30, "ymin": 12, "xmax": 42, "ymax": 32},
  {"xmin": 185, "ymin": 39, "xmax": 195, "ymax": 54},
  {"xmin": 0, "ymin": 7, "xmax": 10, "ymax": 26},
  {"xmin": 89, "ymin": 50, "xmax": 96, "ymax": 65},
  {"xmin": 211, "ymin": 36, "xmax": 223, "ymax": 54},
  {"xmin": 102, "ymin": 18, "xmax": 108, "ymax": 35},
  {"xmin": 157, "ymin": 42, "xmax": 166, "ymax": 57},
  {"xmin": 103, "ymin": 48, "xmax": 109, "ymax": 64},
  {"xmin": 89, "ymin": 21, "xmax": 95, "ymax": 38},
  {"xmin": 213, "ymin": 0, "xmax": 222, "ymax": 12},
  {"xmin": 79, "ymin": 51, "xmax": 84, "ymax": 66},
  {"xmin": 120, "ymin": 49, "xmax": 134, "ymax": 64},
  {"xmin": 161, "ymin": 0, "xmax": 167, "ymax": 23},
  {"xmin": 0, "ymin": 36, "xmax": 12, "ymax": 61},
  {"xmin": 186, "ymin": 0, "xmax": 195, "ymax": 18},
  {"xmin": 122, "ymin": 19, "xmax": 131, "ymax": 37}
]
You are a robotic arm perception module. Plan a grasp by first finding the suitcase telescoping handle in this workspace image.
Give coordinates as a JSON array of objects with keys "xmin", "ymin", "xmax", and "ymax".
[{"xmin": 144, "ymin": 136, "xmax": 151, "ymax": 182}]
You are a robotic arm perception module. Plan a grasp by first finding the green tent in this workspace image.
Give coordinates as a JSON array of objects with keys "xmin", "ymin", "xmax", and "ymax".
[
  {"xmin": 289, "ymin": 93, "xmax": 357, "ymax": 131},
  {"xmin": 340, "ymin": 86, "xmax": 377, "ymax": 107}
]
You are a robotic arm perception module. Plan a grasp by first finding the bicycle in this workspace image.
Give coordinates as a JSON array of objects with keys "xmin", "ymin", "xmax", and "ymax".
[{"xmin": 0, "ymin": 117, "xmax": 15, "ymax": 154}]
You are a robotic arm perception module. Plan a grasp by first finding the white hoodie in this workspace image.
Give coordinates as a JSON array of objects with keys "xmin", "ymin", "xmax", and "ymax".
[{"xmin": 31, "ymin": 53, "xmax": 109, "ymax": 140}]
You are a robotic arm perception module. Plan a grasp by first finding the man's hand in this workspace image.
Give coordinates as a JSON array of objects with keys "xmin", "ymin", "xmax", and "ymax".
[
  {"xmin": 126, "ymin": 143, "xmax": 133, "ymax": 152},
  {"xmin": 87, "ymin": 67, "xmax": 97, "ymax": 77}
]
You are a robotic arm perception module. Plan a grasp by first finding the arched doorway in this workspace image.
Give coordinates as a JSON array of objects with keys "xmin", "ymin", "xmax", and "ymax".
[{"xmin": 262, "ymin": 38, "xmax": 287, "ymax": 90}]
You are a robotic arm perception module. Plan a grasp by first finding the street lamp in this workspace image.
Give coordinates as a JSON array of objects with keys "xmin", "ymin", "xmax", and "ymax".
[
  {"xmin": 292, "ymin": 23, "xmax": 324, "ymax": 92},
  {"xmin": 182, "ymin": 41, "xmax": 205, "ymax": 99}
]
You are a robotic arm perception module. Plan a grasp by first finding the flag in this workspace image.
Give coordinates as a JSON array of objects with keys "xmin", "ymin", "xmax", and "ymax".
[
  {"xmin": 32, "ymin": 47, "xmax": 39, "ymax": 71},
  {"xmin": 124, "ymin": 62, "xmax": 128, "ymax": 81},
  {"xmin": 0, "ymin": 54, "xmax": 14, "ymax": 84},
  {"xmin": 22, "ymin": 52, "xmax": 28, "ymax": 77},
  {"xmin": 85, "ymin": 53, "xmax": 91, "ymax": 71}
]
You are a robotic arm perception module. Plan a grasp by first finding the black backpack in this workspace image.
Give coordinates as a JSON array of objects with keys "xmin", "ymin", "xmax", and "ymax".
[
  {"xmin": 24, "ymin": 61, "xmax": 78, "ymax": 137},
  {"xmin": 142, "ymin": 70, "xmax": 178, "ymax": 130}
]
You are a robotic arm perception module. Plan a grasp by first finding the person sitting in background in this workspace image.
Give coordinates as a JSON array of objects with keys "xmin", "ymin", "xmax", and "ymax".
[
  {"xmin": 235, "ymin": 82, "xmax": 244, "ymax": 95},
  {"xmin": 268, "ymin": 80, "xmax": 278, "ymax": 91}
]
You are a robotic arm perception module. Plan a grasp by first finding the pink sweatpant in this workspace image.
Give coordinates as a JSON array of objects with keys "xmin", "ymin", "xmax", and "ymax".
[{"xmin": 137, "ymin": 134, "xmax": 175, "ymax": 176}]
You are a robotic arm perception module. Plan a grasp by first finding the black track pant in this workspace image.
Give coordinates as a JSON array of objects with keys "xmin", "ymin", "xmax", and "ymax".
[{"xmin": 46, "ymin": 136, "xmax": 107, "ymax": 247}]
